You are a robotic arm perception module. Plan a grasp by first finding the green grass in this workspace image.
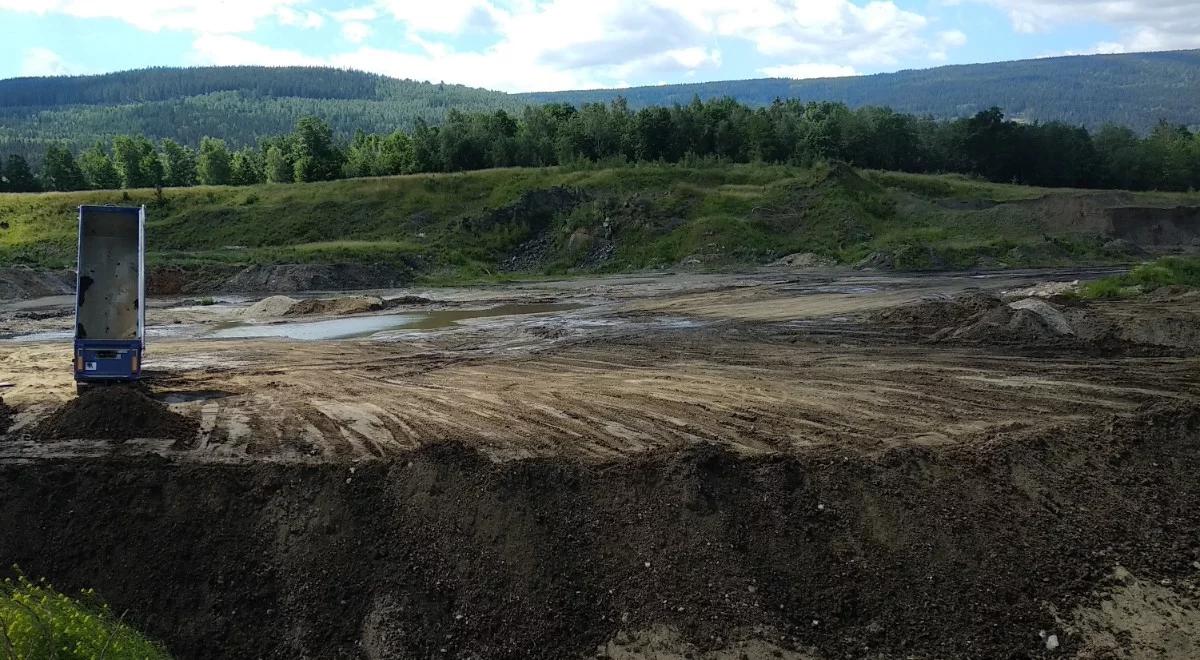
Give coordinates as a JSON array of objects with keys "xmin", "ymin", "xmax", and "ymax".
[
  {"xmin": 1, "ymin": 571, "xmax": 169, "ymax": 659},
  {"xmin": 1079, "ymin": 256, "xmax": 1200, "ymax": 299},
  {"xmin": 2, "ymin": 162, "xmax": 1196, "ymax": 282}
]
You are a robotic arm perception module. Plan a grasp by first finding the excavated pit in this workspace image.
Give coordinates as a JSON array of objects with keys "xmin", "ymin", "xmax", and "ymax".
[{"xmin": 1, "ymin": 403, "xmax": 1199, "ymax": 659}]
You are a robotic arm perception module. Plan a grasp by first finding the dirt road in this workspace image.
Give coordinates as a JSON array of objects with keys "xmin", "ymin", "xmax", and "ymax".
[{"xmin": 1, "ymin": 268, "xmax": 1199, "ymax": 659}]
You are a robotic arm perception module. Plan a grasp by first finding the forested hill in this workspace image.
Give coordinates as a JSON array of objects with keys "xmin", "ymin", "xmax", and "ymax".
[
  {"xmin": 0, "ymin": 66, "xmax": 511, "ymax": 108},
  {"xmin": 2, "ymin": 50, "xmax": 1198, "ymax": 159},
  {"xmin": 0, "ymin": 66, "xmax": 520, "ymax": 159},
  {"xmin": 522, "ymin": 50, "xmax": 1200, "ymax": 133}
]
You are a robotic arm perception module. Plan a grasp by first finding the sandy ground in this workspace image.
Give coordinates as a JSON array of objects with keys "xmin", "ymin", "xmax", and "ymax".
[
  {"xmin": 5, "ymin": 267, "xmax": 1191, "ymax": 464},
  {"xmin": 4, "ymin": 268, "xmax": 1200, "ymax": 659}
]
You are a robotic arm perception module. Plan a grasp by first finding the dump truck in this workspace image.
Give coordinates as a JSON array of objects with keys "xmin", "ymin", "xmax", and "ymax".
[{"xmin": 73, "ymin": 205, "xmax": 145, "ymax": 392}]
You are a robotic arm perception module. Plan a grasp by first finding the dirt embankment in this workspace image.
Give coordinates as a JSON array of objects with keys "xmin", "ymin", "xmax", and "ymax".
[
  {"xmin": 0, "ymin": 267, "xmax": 75, "ymax": 300},
  {"xmin": 873, "ymin": 290, "xmax": 1200, "ymax": 353},
  {"xmin": 2, "ymin": 403, "xmax": 1199, "ymax": 659},
  {"xmin": 1106, "ymin": 205, "xmax": 1200, "ymax": 247},
  {"xmin": 149, "ymin": 263, "xmax": 417, "ymax": 296}
]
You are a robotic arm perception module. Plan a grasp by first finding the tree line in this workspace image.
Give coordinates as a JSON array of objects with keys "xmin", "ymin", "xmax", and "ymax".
[{"xmin": 3, "ymin": 98, "xmax": 1199, "ymax": 194}]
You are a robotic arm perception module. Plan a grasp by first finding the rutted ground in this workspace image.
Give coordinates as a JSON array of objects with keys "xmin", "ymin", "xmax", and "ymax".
[{"xmin": 1, "ymin": 269, "xmax": 1199, "ymax": 659}]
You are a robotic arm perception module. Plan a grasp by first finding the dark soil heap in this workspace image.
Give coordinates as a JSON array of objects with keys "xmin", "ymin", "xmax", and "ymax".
[
  {"xmin": 1, "ymin": 402, "xmax": 1198, "ymax": 659},
  {"xmin": 31, "ymin": 386, "xmax": 198, "ymax": 442},
  {"xmin": 0, "ymin": 396, "xmax": 12, "ymax": 435}
]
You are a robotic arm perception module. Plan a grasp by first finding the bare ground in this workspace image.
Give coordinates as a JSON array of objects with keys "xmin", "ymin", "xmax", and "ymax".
[{"xmin": 1, "ymin": 268, "xmax": 1198, "ymax": 659}]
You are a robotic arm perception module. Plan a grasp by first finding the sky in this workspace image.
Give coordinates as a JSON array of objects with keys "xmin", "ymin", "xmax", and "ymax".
[{"xmin": 2, "ymin": 0, "xmax": 1199, "ymax": 92}]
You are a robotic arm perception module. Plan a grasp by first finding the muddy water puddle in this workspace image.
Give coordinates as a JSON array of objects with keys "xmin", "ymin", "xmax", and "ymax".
[{"xmin": 204, "ymin": 303, "xmax": 586, "ymax": 340}]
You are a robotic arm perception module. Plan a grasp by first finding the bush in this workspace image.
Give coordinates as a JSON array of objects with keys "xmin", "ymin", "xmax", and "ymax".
[
  {"xmin": 0, "ymin": 570, "xmax": 169, "ymax": 659},
  {"xmin": 1079, "ymin": 256, "xmax": 1200, "ymax": 299}
]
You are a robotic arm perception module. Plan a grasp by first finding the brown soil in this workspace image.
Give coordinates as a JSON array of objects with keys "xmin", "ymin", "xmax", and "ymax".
[
  {"xmin": 30, "ymin": 385, "xmax": 198, "ymax": 442},
  {"xmin": 0, "ymin": 396, "xmax": 11, "ymax": 435},
  {"xmin": 150, "ymin": 263, "xmax": 416, "ymax": 295},
  {"xmin": 2, "ymin": 270, "xmax": 1198, "ymax": 659},
  {"xmin": 1, "ymin": 403, "xmax": 1197, "ymax": 659},
  {"xmin": 0, "ymin": 267, "xmax": 75, "ymax": 301},
  {"xmin": 282, "ymin": 295, "xmax": 384, "ymax": 317},
  {"xmin": 872, "ymin": 290, "xmax": 1200, "ymax": 354}
]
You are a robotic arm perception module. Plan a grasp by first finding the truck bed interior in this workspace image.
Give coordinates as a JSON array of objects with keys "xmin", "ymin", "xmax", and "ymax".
[{"xmin": 75, "ymin": 208, "xmax": 139, "ymax": 340}]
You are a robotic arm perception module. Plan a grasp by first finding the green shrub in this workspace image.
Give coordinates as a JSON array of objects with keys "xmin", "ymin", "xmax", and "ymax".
[
  {"xmin": 1079, "ymin": 256, "xmax": 1200, "ymax": 299},
  {"xmin": 0, "ymin": 571, "xmax": 169, "ymax": 659}
]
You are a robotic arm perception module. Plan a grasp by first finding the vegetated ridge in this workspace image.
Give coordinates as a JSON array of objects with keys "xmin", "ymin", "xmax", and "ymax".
[{"xmin": 2, "ymin": 162, "xmax": 1198, "ymax": 293}]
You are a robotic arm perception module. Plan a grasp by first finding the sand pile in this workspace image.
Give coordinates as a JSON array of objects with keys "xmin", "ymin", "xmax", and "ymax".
[
  {"xmin": 244, "ymin": 295, "xmax": 384, "ymax": 319},
  {"xmin": 243, "ymin": 295, "xmax": 301, "ymax": 318},
  {"xmin": 282, "ymin": 295, "xmax": 383, "ymax": 317},
  {"xmin": 32, "ymin": 386, "xmax": 198, "ymax": 442}
]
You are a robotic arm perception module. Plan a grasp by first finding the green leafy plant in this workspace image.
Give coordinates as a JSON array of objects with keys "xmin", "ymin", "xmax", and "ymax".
[{"xmin": 0, "ymin": 569, "xmax": 170, "ymax": 659}]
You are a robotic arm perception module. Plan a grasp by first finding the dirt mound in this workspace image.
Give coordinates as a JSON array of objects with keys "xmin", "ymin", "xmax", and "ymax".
[
  {"xmin": 243, "ymin": 295, "xmax": 300, "ymax": 318},
  {"xmin": 222, "ymin": 262, "xmax": 415, "ymax": 293},
  {"xmin": 0, "ymin": 397, "xmax": 12, "ymax": 435},
  {"xmin": 873, "ymin": 291, "xmax": 1200, "ymax": 353},
  {"xmin": 871, "ymin": 291, "xmax": 1002, "ymax": 330},
  {"xmin": 2, "ymin": 402, "xmax": 1199, "ymax": 659},
  {"xmin": 283, "ymin": 295, "xmax": 383, "ymax": 316},
  {"xmin": 244, "ymin": 294, "xmax": 386, "ymax": 318},
  {"xmin": 0, "ymin": 267, "xmax": 75, "ymax": 301},
  {"xmin": 31, "ymin": 386, "xmax": 198, "ymax": 442}
]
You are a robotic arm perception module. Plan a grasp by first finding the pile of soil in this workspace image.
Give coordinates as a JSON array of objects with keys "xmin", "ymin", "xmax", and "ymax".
[
  {"xmin": 283, "ymin": 295, "xmax": 384, "ymax": 317},
  {"xmin": 0, "ymin": 396, "xmax": 12, "ymax": 435},
  {"xmin": 31, "ymin": 386, "xmax": 198, "ymax": 442},
  {"xmin": 244, "ymin": 294, "xmax": 386, "ymax": 318},
  {"xmin": 243, "ymin": 295, "xmax": 300, "ymax": 318},
  {"xmin": 872, "ymin": 291, "xmax": 1200, "ymax": 353},
  {"xmin": 871, "ymin": 291, "xmax": 1003, "ymax": 331},
  {"xmin": 2, "ymin": 402, "xmax": 1198, "ymax": 659}
]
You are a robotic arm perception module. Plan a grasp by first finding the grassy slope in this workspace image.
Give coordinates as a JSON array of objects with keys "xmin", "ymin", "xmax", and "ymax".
[
  {"xmin": 1, "ymin": 163, "xmax": 1196, "ymax": 281},
  {"xmin": 1080, "ymin": 256, "xmax": 1200, "ymax": 298}
]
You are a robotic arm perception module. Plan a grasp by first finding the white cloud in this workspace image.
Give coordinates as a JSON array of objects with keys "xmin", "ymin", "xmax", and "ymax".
[
  {"xmin": 277, "ymin": 6, "xmax": 324, "ymax": 29},
  {"xmin": 20, "ymin": 47, "xmax": 73, "ymax": 76},
  {"xmin": 652, "ymin": 0, "xmax": 939, "ymax": 66},
  {"xmin": 940, "ymin": 30, "xmax": 968, "ymax": 48},
  {"xmin": 0, "ymin": 0, "xmax": 310, "ymax": 33},
  {"xmin": 190, "ymin": 33, "xmax": 322, "ymax": 66},
  {"xmin": 172, "ymin": 0, "xmax": 958, "ymax": 91},
  {"xmin": 974, "ymin": 1, "xmax": 1200, "ymax": 51},
  {"xmin": 341, "ymin": 22, "xmax": 371, "ymax": 43},
  {"xmin": 760, "ymin": 62, "xmax": 858, "ymax": 79},
  {"xmin": 928, "ymin": 28, "xmax": 968, "ymax": 61},
  {"xmin": 329, "ymin": 6, "xmax": 378, "ymax": 22},
  {"xmin": 376, "ymin": 0, "xmax": 501, "ymax": 34}
]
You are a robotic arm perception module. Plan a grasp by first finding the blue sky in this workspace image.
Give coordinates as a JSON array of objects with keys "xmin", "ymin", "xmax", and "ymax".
[{"xmin": 2, "ymin": 1, "xmax": 1197, "ymax": 92}]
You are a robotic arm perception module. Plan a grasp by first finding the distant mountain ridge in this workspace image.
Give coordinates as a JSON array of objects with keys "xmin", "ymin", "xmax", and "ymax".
[
  {"xmin": 518, "ymin": 50, "xmax": 1200, "ymax": 132},
  {"xmin": 1, "ymin": 49, "xmax": 1197, "ymax": 159}
]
